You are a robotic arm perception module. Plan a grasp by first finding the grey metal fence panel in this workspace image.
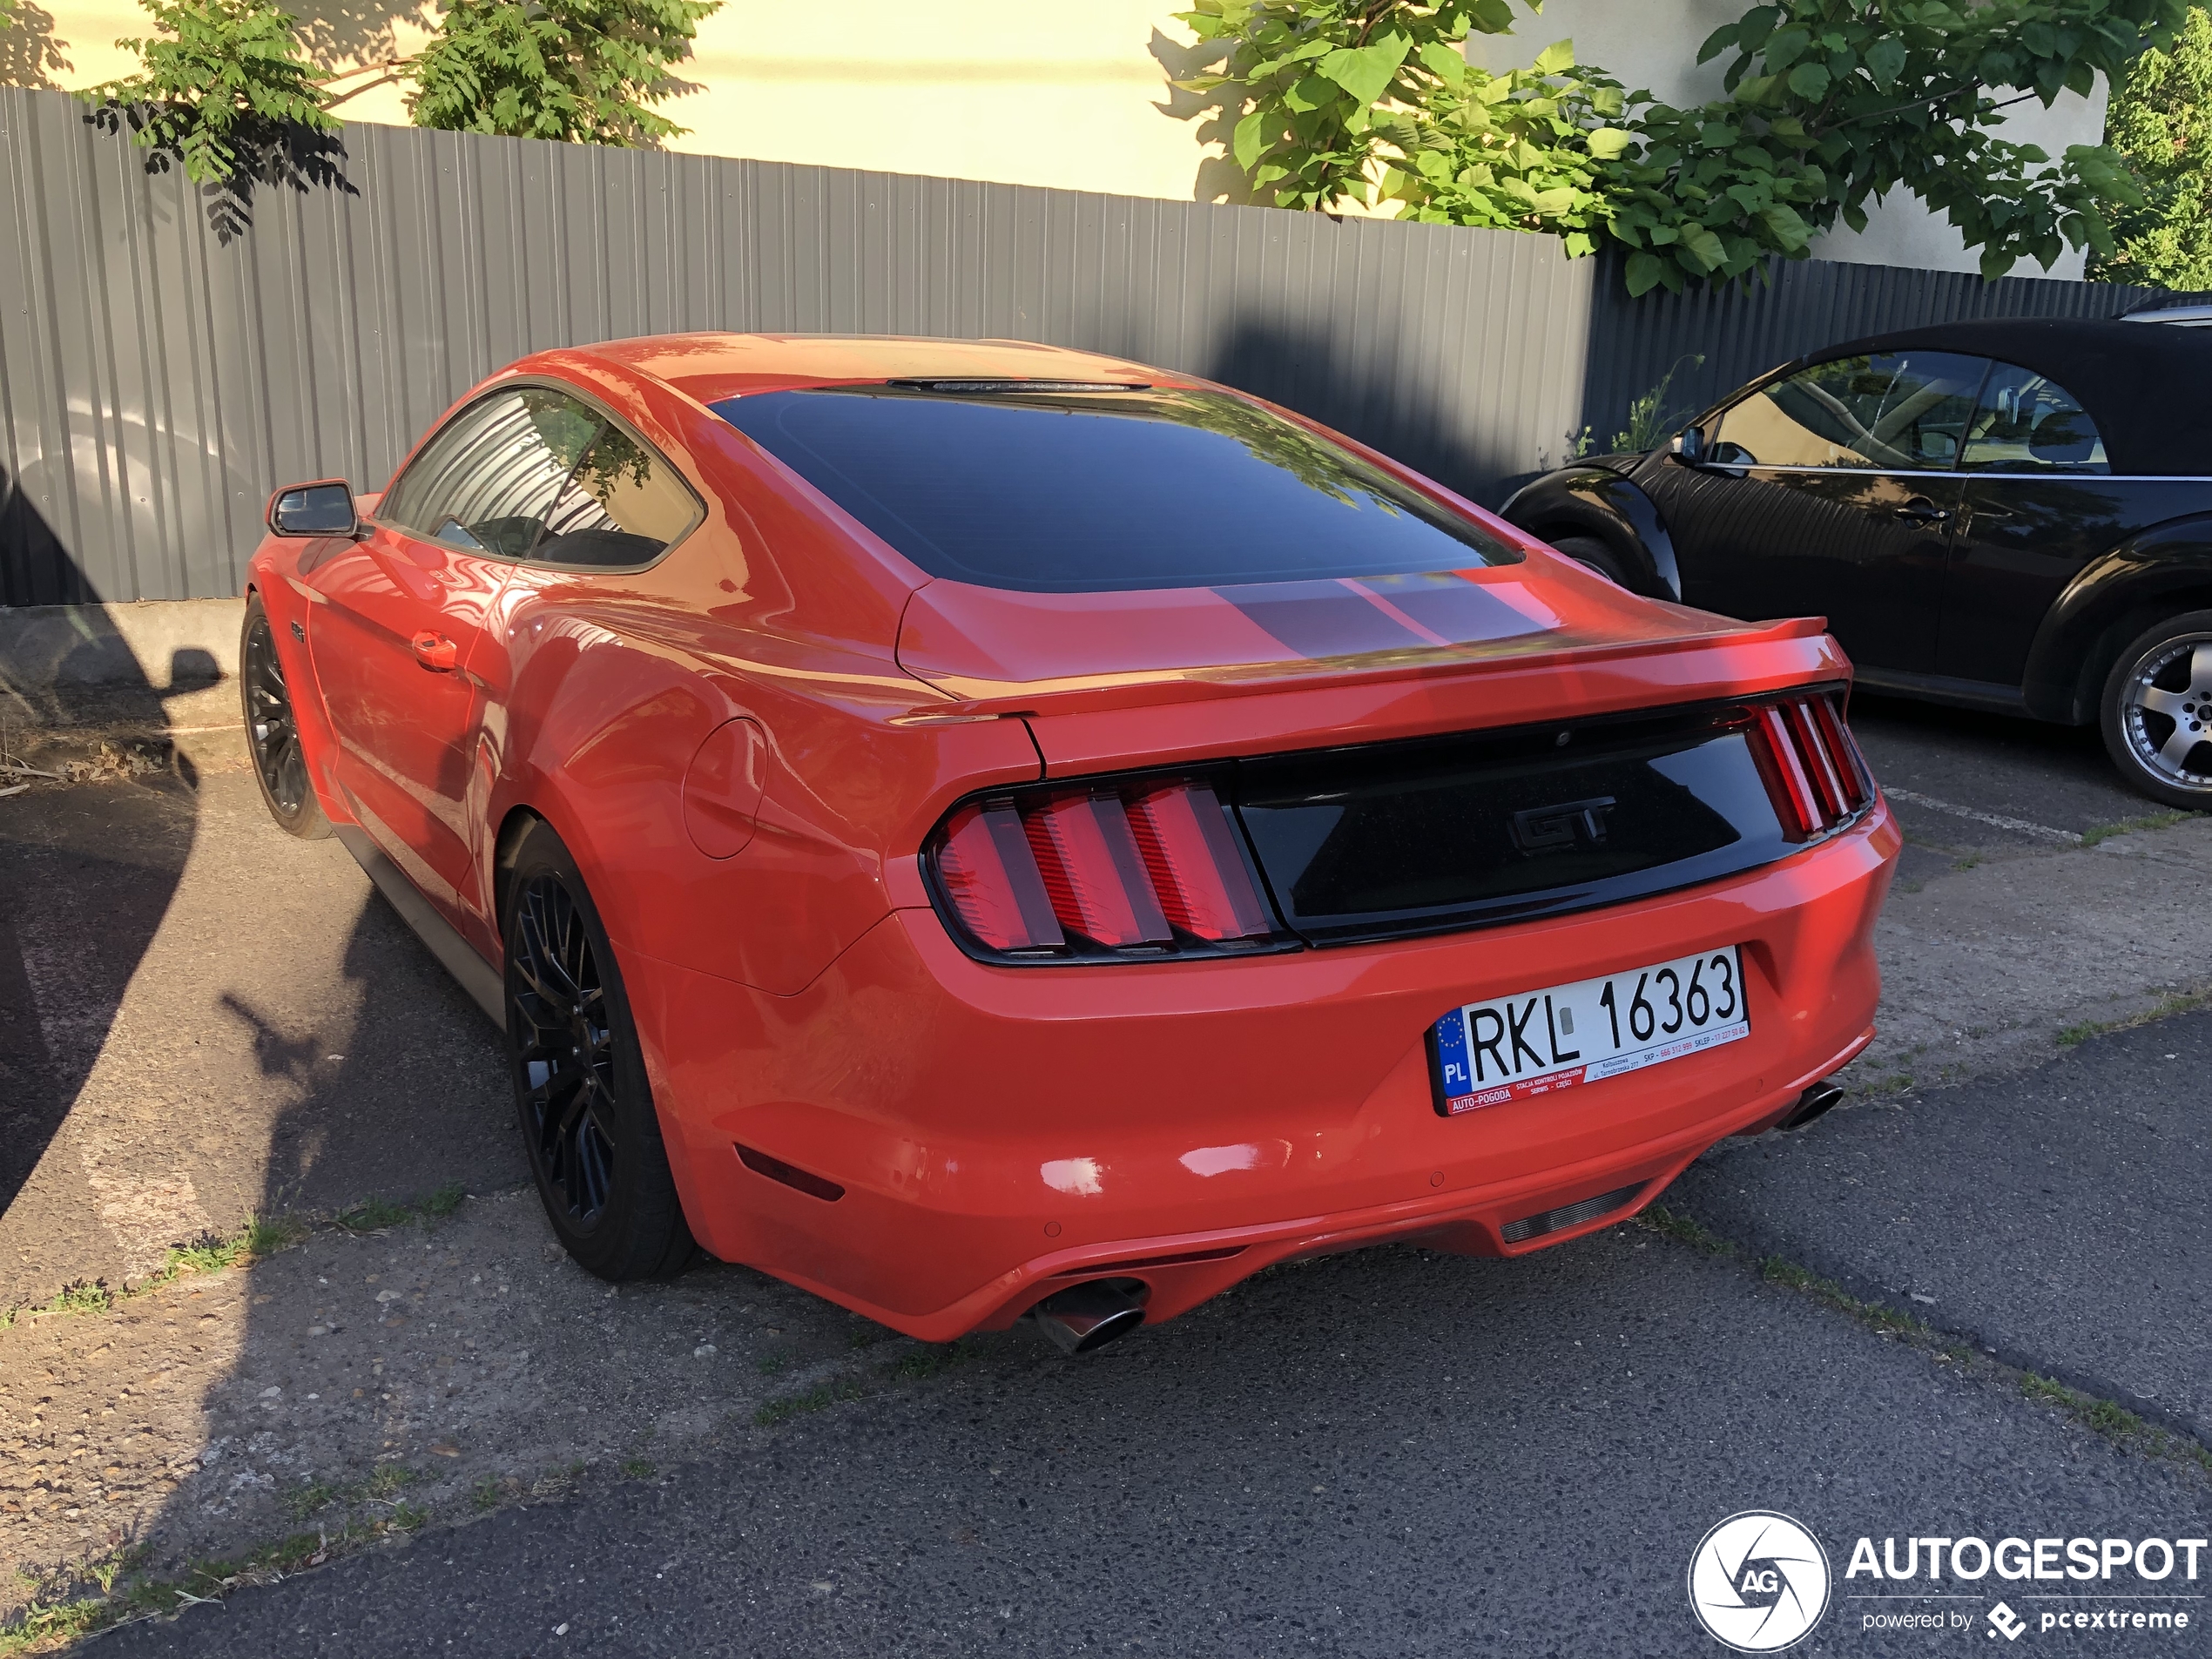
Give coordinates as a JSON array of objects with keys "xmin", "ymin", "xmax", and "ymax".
[
  {"xmin": 0, "ymin": 83, "xmax": 2192, "ymax": 607},
  {"xmin": 1579, "ymin": 251, "xmax": 2200, "ymax": 451},
  {"xmin": 1, "ymin": 86, "xmax": 1602, "ymax": 605}
]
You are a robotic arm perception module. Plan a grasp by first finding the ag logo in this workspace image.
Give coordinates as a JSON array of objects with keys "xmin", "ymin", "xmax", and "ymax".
[{"xmin": 1688, "ymin": 1511, "xmax": 1831, "ymax": 1652}]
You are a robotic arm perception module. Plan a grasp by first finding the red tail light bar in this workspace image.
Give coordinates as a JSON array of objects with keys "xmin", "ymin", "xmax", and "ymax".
[
  {"xmin": 929, "ymin": 777, "xmax": 1288, "ymax": 962},
  {"xmin": 925, "ymin": 688, "xmax": 1878, "ymax": 964},
  {"xmin": 1747, "ymin": 691, "xmax": 1873, "ymax": 840}
]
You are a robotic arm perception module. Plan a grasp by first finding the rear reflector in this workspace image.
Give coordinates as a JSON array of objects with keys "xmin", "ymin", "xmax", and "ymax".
[
  {"xmin": 1749, "ymin": 692, "xmax": 1870, "ymax": 840},
  {"xmin": 735, "ymin": 1143, "xmax": 846, "ymax": 1203},
  {"xmin": 927, "ymin": 778, "xmax": 1281, "ymax": 963}
]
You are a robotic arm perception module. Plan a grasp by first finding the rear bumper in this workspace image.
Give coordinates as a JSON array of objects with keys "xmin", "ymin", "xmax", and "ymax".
[{"xmin": 632, "ymin": 802, "xmax": 1898, "ymax": 1340}]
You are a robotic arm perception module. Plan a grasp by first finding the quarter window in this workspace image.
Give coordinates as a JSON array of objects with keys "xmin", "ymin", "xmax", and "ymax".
[
  {"xmin": 531, "ymin": 422, "xmax": 704, "ymax": 567},
  {"xmin": 378, "ymin": 386, "xmax": 701, "ymax": 564},
  {"xmin": 1959, "ymin": 362, "xmax": 2108, "ymax": 473},
  {"xmin": 1711, "ymin": 351, "xmax": 1989, "ymax": 471}
]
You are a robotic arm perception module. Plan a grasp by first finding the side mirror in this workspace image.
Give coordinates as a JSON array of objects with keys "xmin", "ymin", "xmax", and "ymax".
[
  {"xmin": 1669, "ymin": 425, "xmax": 1706, "ymax": 465},
  {"xmin": 267, "ymin": 479, "xmax": 358, "ymax": 537}
]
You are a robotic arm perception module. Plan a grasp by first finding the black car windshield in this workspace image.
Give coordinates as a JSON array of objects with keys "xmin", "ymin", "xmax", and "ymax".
[{"xmin": 711, "ymin": 383, "xmax": 1520, "ymax": 591}]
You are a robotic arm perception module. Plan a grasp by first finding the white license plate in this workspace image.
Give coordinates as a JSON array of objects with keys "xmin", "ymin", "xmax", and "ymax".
[{"xmin": 1430, "ymin": 945, "xmax": 1750, "ymax": 1115}]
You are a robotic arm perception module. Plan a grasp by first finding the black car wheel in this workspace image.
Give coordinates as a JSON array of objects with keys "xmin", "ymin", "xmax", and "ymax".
[
  {"xmin": 1548, "ymin": 535, "xmax": 1633, "ymax": 589},
  {"xmin": 239, "ymin": 593, "xmax": 331, "ymax": 840},
  {"xmin": 503, "ymin": 819, "xmax": 696, "ymax": 1280},
  {"xmin": 2101, "ymin": 610, "xmax": 2212, "ymax": 811}
]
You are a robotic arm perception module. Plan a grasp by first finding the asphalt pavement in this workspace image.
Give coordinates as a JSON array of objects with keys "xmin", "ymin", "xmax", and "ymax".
[{"xmin": 0, "ymin": 693, "xmax": 2205, "ymax": 1657}]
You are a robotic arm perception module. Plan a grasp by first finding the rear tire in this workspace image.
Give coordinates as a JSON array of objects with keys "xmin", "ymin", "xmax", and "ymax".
[
  {"xmin": 239, "ymin": 592, "xmax": 331, "ymax": 840},
  {"xmin": 2099, "ymin": 611, "xmax": 2212, "ymax": 812},
  {"xmin": 1548, "ymin": 534, "xmax": 1634, "ymax": 590},
  {"xmin": 502, "ymin": 820, "xmax": 696, "ymax": 1280}
]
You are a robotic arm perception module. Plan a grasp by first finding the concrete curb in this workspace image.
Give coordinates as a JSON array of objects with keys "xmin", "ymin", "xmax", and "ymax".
[{"xmin": 0, "ymin": 600, "xmax": 244, "ymax": 696}]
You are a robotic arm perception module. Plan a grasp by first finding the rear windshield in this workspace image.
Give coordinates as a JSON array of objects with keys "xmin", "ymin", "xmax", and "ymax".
[{"xmin": 711, "ymin": 384, "xmax": 1519, "ymax": 591}]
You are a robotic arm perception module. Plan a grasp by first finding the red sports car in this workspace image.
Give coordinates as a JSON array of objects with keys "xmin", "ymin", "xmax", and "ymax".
[{"xmin": 244, "ymin": 334, "xmax": 1897, "ymax": 1353}]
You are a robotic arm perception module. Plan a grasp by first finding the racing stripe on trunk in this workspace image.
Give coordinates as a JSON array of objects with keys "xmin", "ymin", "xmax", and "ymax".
[{"xmin": 1214, "ymin": 572, "xmax": 1554, "ymax": 661}]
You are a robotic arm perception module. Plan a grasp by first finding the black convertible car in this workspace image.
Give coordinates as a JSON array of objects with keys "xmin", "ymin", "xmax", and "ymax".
[{"xmin": 1502, "ymin": 318, "xmax": 2212, "ymax": 808}]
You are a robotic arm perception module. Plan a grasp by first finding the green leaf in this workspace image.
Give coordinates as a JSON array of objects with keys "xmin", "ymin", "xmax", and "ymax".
[
  {"xmin": 1786, "ymin": 61, "xmax": 1831, "ymax": 100},
  {"xmin": 1418, "ymin": 40, "xmax": 1467, "ymax": 86},
  {"xmin": 1762, "ymin": 25, "xmax": 1810, "ymax": 71},
  {"xmin": 1863, "ymin": 36, "xmax": 1905, "ymax": 91},
  {"xmin": 1624, "ymin": 249, "xmax": 1669, "ymax": 294},
  {"xmin": 1317, "ymin": 31, "xmax": 1413, "ymax": 107},
  {"xmin": 1678, "ymin": 223, "xmax": 1728, "ymax": 268},
  {"xmin": 1587, "ymin": 126, "xmax": 1632, "ymax": 160},
  {"xmin": 1696, "ymin": 22, "xmax": 1739, "ymax": 65},
  {"xmin": 1233, "ymin": 108, "xmax": 1268, "ymax": 171},
  {"xmin": 1531, "ymin": 37, "xmax": 1575, "ymax": 77}
]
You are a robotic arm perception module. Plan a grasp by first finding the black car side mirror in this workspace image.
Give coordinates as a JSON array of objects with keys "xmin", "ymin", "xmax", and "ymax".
[
  {"xmin": 1669, "ymin": 425, "xmax": 1706, "ymax": 465},
  {"xmin": 267, "ymin": 479, "xmax": 359, "ymax": 538}
]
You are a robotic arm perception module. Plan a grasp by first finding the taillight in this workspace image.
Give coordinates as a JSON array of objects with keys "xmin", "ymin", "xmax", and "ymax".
[
  {"xmin": 927, "ymin": 778, "xmax": 1285, "ymax": 962},
  {"xmin": 1749, "ymin": 691, "xmax": 1871, "ymax": 840}
]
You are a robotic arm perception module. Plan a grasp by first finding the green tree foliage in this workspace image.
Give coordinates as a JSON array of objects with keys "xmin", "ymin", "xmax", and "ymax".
[
  {"xmin": 2093, "ymin": 3, "xmax": 2212, "ymax": 285},
  {"xmin": 1185, "ymin": 0, "xmax": 2185, "ymax": 293},
  {"xmin": 78, "ymin": 0, "xmax": 335, "ymax": 185},
  {"xmin": 1174, "ymin": 1, "xmax": 1531, "ymax": 211},
  {"xmin": 407, "ymin": 0, "xmax": 719, "ymax": 144}
]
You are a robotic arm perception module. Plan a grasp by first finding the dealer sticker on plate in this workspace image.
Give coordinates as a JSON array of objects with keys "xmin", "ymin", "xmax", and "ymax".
[{"xmin": 1430, "ymin": 945, "xmax": 1750, "ymax": 1116}]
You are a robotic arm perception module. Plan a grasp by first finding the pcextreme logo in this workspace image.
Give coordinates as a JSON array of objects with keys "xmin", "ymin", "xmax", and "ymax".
[{"xmin": 1689, "ymin": 1511, "xmax": 1833, "ymax": 1652}]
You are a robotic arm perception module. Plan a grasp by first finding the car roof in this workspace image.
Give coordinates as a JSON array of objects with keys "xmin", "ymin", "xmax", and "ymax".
[
  {"xmin": 565, "ymin": 333, "xmax": 1169, "ymax": 403},
  {"xmin": 1795, "ymin": 317, "xmax": 2212, "ymax": 475}
]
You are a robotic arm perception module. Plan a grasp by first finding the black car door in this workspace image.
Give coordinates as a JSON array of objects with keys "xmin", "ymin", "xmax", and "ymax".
[
  {"xmin": 1655, "ymin": 350, "xmax": 1987, "ymax": 675},
  {"xmin": 1938, "ymin": 360, "xmax": 2196, "ymax": 691}
]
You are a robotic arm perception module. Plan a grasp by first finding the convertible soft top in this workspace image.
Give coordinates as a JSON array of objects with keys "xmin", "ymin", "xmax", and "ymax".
[{"xmin": 1797, "ymin": 317, "xmax": 2212, "ymax": 477}]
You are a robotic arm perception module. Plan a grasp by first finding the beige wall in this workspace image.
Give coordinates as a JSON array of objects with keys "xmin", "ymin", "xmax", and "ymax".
[{"xmin": 10, "ymin": 0, "xmax": 1250, "ymax": 205}]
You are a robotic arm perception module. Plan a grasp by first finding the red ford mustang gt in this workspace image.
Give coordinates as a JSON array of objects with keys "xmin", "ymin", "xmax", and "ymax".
[{"xmin": 244, "ymin": 334, "xmax": 1898, "ymax": 1352}]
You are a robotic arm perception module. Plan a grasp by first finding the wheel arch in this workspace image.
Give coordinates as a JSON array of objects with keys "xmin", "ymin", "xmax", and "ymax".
[
  {"xmin": 1497, "ymin": 466, "xmax": 1681, "ymax": 600},
  {"xmin": 2023, "ymin": 520, "xmax": 2212, "ymax": 725}
]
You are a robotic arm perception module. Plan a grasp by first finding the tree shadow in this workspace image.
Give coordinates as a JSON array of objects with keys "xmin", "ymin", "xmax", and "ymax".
[
  {"xmin": 286, "ymin": 0, "xmax": 433, "ymax": 77},
  {"xmin": 1202, "ymin": 314, "xmax": 1516, "ymax": 509},
  {"xmin": 0, "ymin": 0, "xmax": 70, "ymax": 90},
  {"xmin": 1146, "ymin": 24, "xmax": 1266, "ymax": 207}
]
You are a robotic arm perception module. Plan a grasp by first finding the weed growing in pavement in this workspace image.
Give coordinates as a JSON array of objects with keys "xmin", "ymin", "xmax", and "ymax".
[
  {"xmin": 754, "ymin": 1349, "xmax": 794, "ymax": 1377},
  {"xmin": 1760, "ymin": 1258, "xmax": 1926, "ymax": 1337},
  {"xmin": 2080, "ymin": 810, "xmax": 2194, "ymax": 847},
  {"xmin": 2057, "ymin": 988, "xmax": 2211, "ymax": 1049},
  {"xmin": 0, "ymin": 1211, "xmax": 311, "ymax": 1327},
  {"xmin": 471, "ymin": 1475, "xmax": 505, "ymax": 1511},
  {"xmin": 334, "ymin": 1196, "xmax": 413, "ymax": 1232},
  {"xmin": 753, "ymin": 1378, "xmax": 868, "ymax": 1427},
  {"xmin": 1635, "ymin": 1204, "xmax": 1728, "ymax": 1257},
  {"xmin": 335, "ymin": 1185, "xmax": 472, "ymax": 1233},
  {"xmin": 880, "ymin": 1339, "xmax": 978, "ymax": 1383},
  {"xmin": 620, "ymin": 1457, "xmax": 657, "ymax": 1480}
]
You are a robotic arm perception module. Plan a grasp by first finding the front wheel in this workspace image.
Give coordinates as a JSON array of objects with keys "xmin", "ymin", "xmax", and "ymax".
[
  {"xmin": 502, "ymin": 820, "xmax": 696, "ymax": 1280},
  {"xmin": 1548, "ymin": 534, "xmax": 1633, "ymax": 590},
  {"xmin": 239, "ymin": 593, "xmax": 331, "ymax": 840},
  {"xmin": 2100, "ymin": 612, "xmax": 2212, "ymax": 812}
]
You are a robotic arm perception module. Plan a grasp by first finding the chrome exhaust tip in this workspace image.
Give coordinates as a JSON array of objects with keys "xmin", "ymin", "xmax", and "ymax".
[
  {"xmin": 1028, "ymin": 1278, "xmax": 1146, "ymax": 1355},
  {"xmin": 1777, "ymin": 1080, "xmax": 1844, "ymax": 1131}
]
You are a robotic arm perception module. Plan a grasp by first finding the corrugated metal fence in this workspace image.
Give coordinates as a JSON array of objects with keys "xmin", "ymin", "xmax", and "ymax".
[{"xmin": 0, "ymin": 84, "xmax": 2188, "ymax": 606}]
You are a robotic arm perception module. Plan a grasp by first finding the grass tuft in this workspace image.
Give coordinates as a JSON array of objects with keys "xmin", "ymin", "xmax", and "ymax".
[
  {"xmin": 2080, "ymin": 810, "xmax": 2192, "ymax": 847},
  {"xmin": 753, "ymin": 1378, "xmax": 867, "ymax": 1428}
]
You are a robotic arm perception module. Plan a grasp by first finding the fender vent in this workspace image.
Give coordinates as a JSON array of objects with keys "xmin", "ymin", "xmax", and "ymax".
[
  {"xmin": 1501, "ymin": 1180, "xmax": 1649, "ymax": 1244},
  {"xmin": 736, "ymin": 1143, "xmax": 845, "ymax": 1203}
]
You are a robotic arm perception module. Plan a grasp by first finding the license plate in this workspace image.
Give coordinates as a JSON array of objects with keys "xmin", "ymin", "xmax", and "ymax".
[{"xmin": 1430, "ymin": 945, "xmax": 1750, "ymax": 1116}]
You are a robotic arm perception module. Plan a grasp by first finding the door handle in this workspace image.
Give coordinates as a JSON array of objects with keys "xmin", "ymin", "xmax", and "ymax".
[
  {"xmin": 1895, "ymin": 500, "xmax": 1951, "ymax": 524},
  {"xmin": 410, "ymin": 631, "xmax": 459, "ymax": 672}
]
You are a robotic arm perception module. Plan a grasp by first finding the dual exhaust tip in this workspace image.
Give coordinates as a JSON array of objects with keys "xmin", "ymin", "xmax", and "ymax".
[{"xmin": 1028, "ymin": 1278, "xmax": 1147, "ymax": 1355}]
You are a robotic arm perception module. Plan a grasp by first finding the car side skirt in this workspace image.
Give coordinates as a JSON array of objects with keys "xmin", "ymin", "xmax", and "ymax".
[{"xmin": 333, "ymin": 823, "xmax": 506, "ymax": 1027}]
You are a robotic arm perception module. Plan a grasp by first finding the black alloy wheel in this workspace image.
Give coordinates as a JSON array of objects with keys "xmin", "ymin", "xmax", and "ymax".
[
  {"xmin": 502, "ymin": 820, "xmax": 695, "ymax": 1280},
  {"xmin": 240, "ymin": 594, "xmax": 330, "ymax": 839},
  {"xmin": 2101, "ymin": 610, "xmax": 2212, "ymax": 812},
  {"xmin": 510, "ymin": 873, "xmax": 620, "ymax": 1229}
]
